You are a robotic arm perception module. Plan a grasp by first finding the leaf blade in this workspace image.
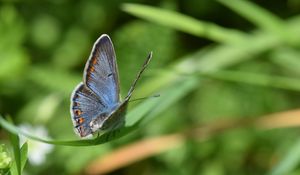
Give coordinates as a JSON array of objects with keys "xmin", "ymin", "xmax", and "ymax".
[{"xmin": 122, "ymin": 3, "xmax": 247, "ymax": 44}]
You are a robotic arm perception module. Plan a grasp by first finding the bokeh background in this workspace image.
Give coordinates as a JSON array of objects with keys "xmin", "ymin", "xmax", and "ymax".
[{"xmin": 1, "ymin": 0, "xmax": 300, "ymax": 174}]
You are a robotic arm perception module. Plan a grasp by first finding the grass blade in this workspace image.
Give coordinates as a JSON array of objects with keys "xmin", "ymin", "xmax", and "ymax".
[
  {"xmin": 217, "ymin": 0, "xmax": 288, "ymax": 41},
  {"xmin": 122, "ymin": 3, "xmax": 248, "ymax": 44},
  {"xmin": 270, "ymin": 48, "xmax": 300, "ymax": 75},
  {"xmin": 0, "ymin": 116, "xmax": 141, "ymax": 146},
  {"xmin": 20, "ymin": 143, "xmax": 27, "ymax": 172},
  {"xmin": 8, "ymin": 124, "xmax": 21, "ymax": 175},
  {"xmin": 202, "ymin": 70, "xmax": 300, "ymax": 91}
]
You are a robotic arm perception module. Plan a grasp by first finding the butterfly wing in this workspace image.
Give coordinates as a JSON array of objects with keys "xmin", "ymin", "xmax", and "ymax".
[
  {"xmin": 89, "ymin": 52, "xmax": 153, "ymax": 134},
  {"xmin": 70, "ymin": 34, "xmax": 120, "ymax": 137},
  {"xmin": 83, "ymin": 34, "xmax": 120, "ymax": 106},
  {"xmin": 70, "ymin": 83, "xmax": 107, "ymax": 137}
]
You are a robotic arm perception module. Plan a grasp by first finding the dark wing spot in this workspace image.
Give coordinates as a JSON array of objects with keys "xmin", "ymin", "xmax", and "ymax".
[
  {"xmin": 74, "ymin": 109, "xmax": 82, "ymax": 116},
  {"xmin": 73, "ymin": 102, "xmax": 80, "ymax": 107},
  {"xmin": 76, "ymin": 117, "xmax": 85, "ymax": 125}
]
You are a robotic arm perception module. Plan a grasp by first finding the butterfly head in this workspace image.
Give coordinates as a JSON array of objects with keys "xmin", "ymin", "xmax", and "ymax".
[{"xmin": 88, "ymin": 112, "xmax": 106, "ymax": 134}]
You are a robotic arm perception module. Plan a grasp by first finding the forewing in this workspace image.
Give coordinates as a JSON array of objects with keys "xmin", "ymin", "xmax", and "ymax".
[
  {"xmin": 97, "ymin": 52, "xmax": 153, "ymax": 132},
  {"xmin": 70, "ymin": 83, "xmax": 107, "ymax": 137},
  {"xmin": 84, "ymin": 34, "xmax": 120, "ymax": 106}
]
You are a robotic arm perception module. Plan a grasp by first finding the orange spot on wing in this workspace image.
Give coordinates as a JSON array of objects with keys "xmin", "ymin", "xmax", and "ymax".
[
  {"xmin": 74, "ymin": 109, "xmax": 82, "ymax": 116},
  {"xmin": 90, "ymin": 66, "xmax": 95, "ymax": 72},
  {"xmin": 92, "ymin": 58, "xmax": 97, "ymax": 65},
  {"xmin": 77, "ymin": 117, "xmax": 85, "ymax": 124}
]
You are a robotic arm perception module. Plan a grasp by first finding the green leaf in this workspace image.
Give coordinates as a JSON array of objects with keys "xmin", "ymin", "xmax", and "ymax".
[
  {"xmin": 20, "ymin": 143, "xmax": 27, "ymax": 172},
  {"xmin": 9, "ymin": 142, "xmax": 27, "ymax": 175},
  {"xmin": 0, "ymin": 115, "xmax": 140, "ymax": 146},
  {"xmin": 122, "ymin": 3, "xmax": 247, "ymax": 44},
  {"xmin": 8, "ymin": 121, "xmax": 21, "ymax": 175}
]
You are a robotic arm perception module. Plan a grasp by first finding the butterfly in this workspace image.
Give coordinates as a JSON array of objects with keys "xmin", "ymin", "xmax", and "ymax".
[{"xmin": 70, "ymin": 34, "xmax": 152, "ymax": 138}]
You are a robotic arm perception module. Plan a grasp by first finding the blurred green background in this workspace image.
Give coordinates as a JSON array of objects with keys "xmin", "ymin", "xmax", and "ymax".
[{"xmin": 1, "ymin": 0, "xmax": 300, "ymax": 174}]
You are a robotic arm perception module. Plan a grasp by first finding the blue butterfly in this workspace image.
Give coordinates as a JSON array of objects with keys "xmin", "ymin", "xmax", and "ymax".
[{"xmin": 70, "ymin": 34, "xmax": 152, "ymax": 138}]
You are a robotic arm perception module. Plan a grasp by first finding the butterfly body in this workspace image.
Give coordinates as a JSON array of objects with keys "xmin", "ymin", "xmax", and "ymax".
[{"xmin": 70, "ymin": 34, "xmax": 152, "ymax": 138}]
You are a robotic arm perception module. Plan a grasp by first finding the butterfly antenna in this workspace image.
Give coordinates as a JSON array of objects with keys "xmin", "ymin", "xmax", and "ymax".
[
  {"xmin": 125, "ymin": 52, "xmax": 153, "ymax": 100},
  {"xmin": 129, "ymin": 94, "xmax": 160, "ymax": 102}
]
